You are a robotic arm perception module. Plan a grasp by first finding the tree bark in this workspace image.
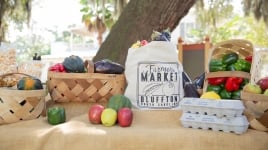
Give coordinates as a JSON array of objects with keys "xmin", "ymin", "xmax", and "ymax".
[{"xmin": 93, "ymin": 0, "xmax": 196, "ymax": 65}]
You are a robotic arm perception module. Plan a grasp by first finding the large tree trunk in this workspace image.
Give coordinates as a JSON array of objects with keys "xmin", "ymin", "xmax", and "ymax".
[{"xmin": 93, "ymin": 0, "xmax": 196, "ymax": 65}]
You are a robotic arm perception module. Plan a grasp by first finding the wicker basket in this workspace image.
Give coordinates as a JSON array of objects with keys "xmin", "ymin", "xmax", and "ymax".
[
  {"xmin": 0, "ymin": 73, "xmax": 46, "ymax": 125},
  {"xmin": 241, "ymin": 48, "xmax": 268, "ymax": 132},
  {"xmin": 47, "ymin": 71, "xmax": 126, "ymax": 103},
  {"xmin": 203, "ymin": 39, "xmax": 253, "ymax": 94}
]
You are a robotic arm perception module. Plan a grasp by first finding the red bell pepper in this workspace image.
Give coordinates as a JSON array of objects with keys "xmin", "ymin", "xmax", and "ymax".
[
  {"xmin": 245, "ymin": 55, "xmax": 252, "ymax": 63},
  {"xmin": 49, "ymin": 63, "xmax": 66, "ymax": 72},
  {"xmin": 225, "ymin": 77, "xmax": 243, "ymax": 92},
  {"xmin": 234, "ymin": 77, "xmax": 243, "ymax": 85},
  {"xmin": 208, "ymin": 77, "xmax": 226, "ymax": 85}
]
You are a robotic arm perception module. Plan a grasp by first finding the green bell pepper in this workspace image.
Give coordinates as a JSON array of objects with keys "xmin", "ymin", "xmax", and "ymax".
[
  {"xmin": 209, "ymin": 59, "xmax": 226, "ymax": 72},
  {"xmin": 240, "ymin": 78, "xmax": 249, "ymax": 88},
  {"xmin": 231, "ymin": 89, "xmax": 241, "ymax": 99},
  {"xmin": 222, "ymin": 52, "xmax": 239, "ymax": 65},
  {"xmin": 207, "ymin": 85, "xmax": 222, "ymax": 94},
  {"xmin": 47, "ymin": 107, "xmax": 66, "ymax": 125},
  {"xmin": 227, "ymin": 64, "xmax": 236, "ymax": 71},
  {"xmin": 219, "ymin": 89, "xmax": 232, "ymax": 99},
  {"xmin": 234, "ymin": 59, "xmax": 251, "ymax": 72}
]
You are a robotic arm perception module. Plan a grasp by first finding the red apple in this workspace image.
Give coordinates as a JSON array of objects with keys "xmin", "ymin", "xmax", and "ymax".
[
  {"xmin": 257, "ymin": 77, "xmax": 268, "ymax": 91},
  {"xmin": 88, "ymin": 104, "xmax": 105, "ymax": 124},
  {"xmin": 118, "ymin": 107, "xmax": 133, "ymax": 127}
]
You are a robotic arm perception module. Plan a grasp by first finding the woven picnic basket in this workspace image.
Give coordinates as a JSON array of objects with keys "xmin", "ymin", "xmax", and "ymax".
[
  {"xmin": 0, "ymin": 73, "xmax": 46, "ymax": 125},
  {"xmin": 241, "ymin": 48, "xmax": 268, "ymax": 132},
  {"xmin": 203, "ymin": 39, "xmax": 253, "ymax": 94},
  {"xmin": 47, "ymin": 71, "xmax": 126, "ymax": 103}
]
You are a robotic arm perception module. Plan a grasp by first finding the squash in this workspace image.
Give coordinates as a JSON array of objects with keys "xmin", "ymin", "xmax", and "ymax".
[
  {"xmin": 17, "ymin": 77, "xmax": 43, "ymax": 90},
  {"xmin": 107, "ymin": 94, "xmax": 132, "ymax": 112},
  {"xmin": 62, "ymin": 55, "xmax": 85, "ymax": 73}
]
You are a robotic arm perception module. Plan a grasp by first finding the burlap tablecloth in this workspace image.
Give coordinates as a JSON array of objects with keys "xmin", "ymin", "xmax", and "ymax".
[{"xmin": 0, "ymin": 101, "xmax": 267, "ymax": 150}]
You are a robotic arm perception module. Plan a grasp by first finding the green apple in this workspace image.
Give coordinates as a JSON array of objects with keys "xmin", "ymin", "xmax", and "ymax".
[
  {"xmin": 263, "ymin": 89, "xmax": 268, "ymax": 96},
  {"xmin": 243, "ymin": 83, "xmax": 262, "ymax": 94},
  {"xmin": 101, "ymin": 108, "xmax": 117, "ymax": 127}
]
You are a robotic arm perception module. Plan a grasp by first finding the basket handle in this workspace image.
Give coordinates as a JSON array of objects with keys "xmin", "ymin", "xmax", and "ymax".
[{"xmin": 0, "ymin": 72, "xmax": 34, "ymax": 79}]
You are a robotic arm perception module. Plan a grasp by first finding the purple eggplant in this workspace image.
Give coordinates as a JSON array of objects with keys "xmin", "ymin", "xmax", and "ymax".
[{"xmin": 94, "ymin": 59, "xmax": 125, "ymax": 74}]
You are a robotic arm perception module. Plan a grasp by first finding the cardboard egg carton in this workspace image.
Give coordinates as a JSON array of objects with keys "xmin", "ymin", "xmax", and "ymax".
[
  {"xmin": 180, "ymin": 98, "xmax": 245, "ymax": 119},
  {"xmin": 180, "ymin": 113, "xmax": 249, "ymax": 134}
]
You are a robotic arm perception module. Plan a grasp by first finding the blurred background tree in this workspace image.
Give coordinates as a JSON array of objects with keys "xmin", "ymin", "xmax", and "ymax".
[
  {"xmin": 243, "ymin": 0, "xmax": 268, "ymax": 26},
  {"xmin": 80, "ymin": 0, "xmax": 128, "ymax": 45},
  {"xmin": 193, "ymin": 0, "xmax": 268, "ymax": 46},
  {"xmin": 0, "ymin": 0, "xmax": 32, "ymax": 42},
  {"xmin": 1, "ymin": 0, "xmax": 268, "ymax": 63}
]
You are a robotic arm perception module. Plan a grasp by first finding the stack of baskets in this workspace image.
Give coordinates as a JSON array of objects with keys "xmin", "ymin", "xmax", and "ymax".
[
  {"xmin": 0, "ymin": 73, "xmax": 46, "ymax": 125},
  {"xmin": 241, "ymin": 48, "xmax": 268, "ymax": 132},
  {"xmin": 47, "ymin": 71, "xmax": 126, "ymax": 103}
]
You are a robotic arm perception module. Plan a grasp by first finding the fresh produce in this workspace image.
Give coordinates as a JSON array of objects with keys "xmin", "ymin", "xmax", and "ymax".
[
  {"xmin": 17, "ymin": 77, "xmax": 43, "ymax": 90},
  {"xmin": 62, "ymin": 55, "xmax": 85, "ymax": 73},
  {"xmin": 94, "ymin": 59, "xmax": 125, "ymax": 74},
  {"xmin": 222, "ymin": 52, "xmax": 239, "ymax": 65},
  {"xmin": 131, "ymin": 40, "xmax": 148, "ymax": 48},
  {"xmin": 49, "ymin": 63, "xmax": 66, "ymax": 72},
  {"xmin": 88, "ymin": 104, "xmax": 105, "ymax": 124},
  {"xmin": 200, "ymin": 91, "xmax": 221, "ymax": 100},
  {"xmin": 233, "ymin": 59, "xmax": 251, "ymax": 72},
  {"xmin": 263, "ymin": 89, "xmax": 268, "ymax": 96},
  {"xmin": 47, "ymin": 107, "xmax": 66, "ymax": 125},
  {"xmin": 208, "ymin": 77, "xmax": 226, "ymax": 85},
  {"xmin": 219, "ymin": 89, "xmax": 232, "ymax": 99},
  {"xmin": 206, "ymin": 76, "xmax": 246, "ymax": 99},
  {"xmin": 256, "ymin": 77, "xmax": 268, "ymax": 91},
  {"xmin": 245, "ymin": 55, "xmax": 253, "ymax": 63},
  {"xmin": 227, "ymin": 63, "xmax": 236, "ymax": 71},
  {"xmin": 225, "ymin": 77, "xmax": 243, "ymax": 92},
  {"xmin": 49, "ymin": 55, "xmax": 125, "ymax": 75},
  {"xmin": 184, "ymin": 82, "xmax": 200, "ymax": 98},
  {"xmin": 88, "ymin": 95, "xmax": 133, "ymax": 127},
  {"xmin": 206, "ymin": 52, "xmax": 252, "ymax": 99},
  {"xmin": 207, "ymin": 85, "xmax": 222, "ymax": 94},
  {"xmin": 101, "ymin": 108, "xmax": 117, "ymax": 127},
  {"xmin": 231, "ymin": 89, "xmax": 241, "ymax": 99},
  {"xmin": 151, "ymin": 28, "xmax": 171, "ymax": 41},
  {"xmin": 118, "ymin": 107, "xmax": 133, "ymax": 127},
  {"xmin": 240, "ymin": 78, "xmax": 249, "ymax": 87},
  {"xmin": 209, "ymin": 53, "xmax": 251, "ymax": 73},
  {"xmin": 107, "ymin": 94, "xmax": 132, "ymax": 112},
  {"xmin": 243, "ymin": 83, "xmax": 262, "ymax": 94},
  {"xmin": 209, "ymin": 59, "xmax": 226, "ymax": 72}
]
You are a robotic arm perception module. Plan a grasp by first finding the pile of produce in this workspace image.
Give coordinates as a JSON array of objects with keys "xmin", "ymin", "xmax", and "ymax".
[
  {"xmin": 88, "ymin": 94, "xmax": 133, "ymax": 127},
  {"xmin": 49, "ymin": 55, "xmax": 125, "ymax": 74},
  {"xmin": 130, "ymin": 28, "xmax": 171, "ymax": 49},
  {"xmin": 209, "ymin": 53, "xmax": 251, "ymax": 72},
  {"xmin": 243, "ymin": 77, "xmax": 268, "ymax": 95},
  {"xmin": 206, "ymin": 52, "xmax": 252, "ymax": 99}
]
